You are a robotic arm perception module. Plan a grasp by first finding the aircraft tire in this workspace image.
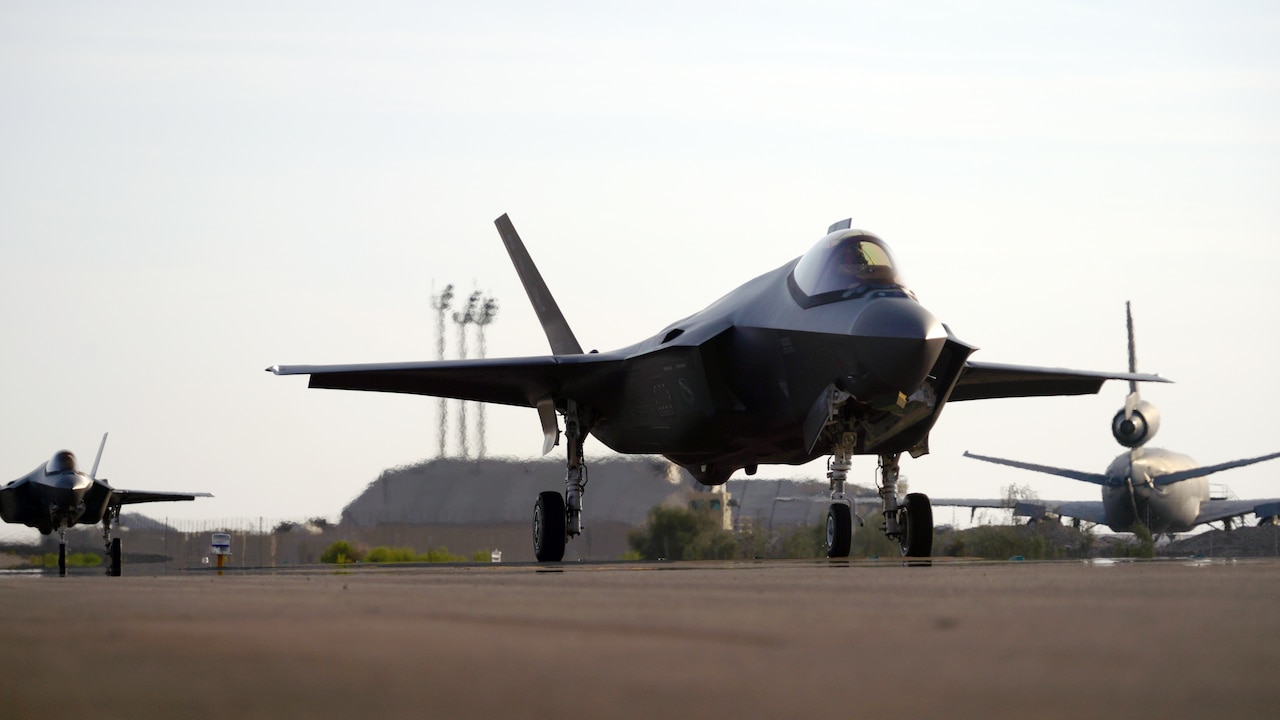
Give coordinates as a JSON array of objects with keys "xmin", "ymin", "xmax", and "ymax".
[
  {"xmin": 58, "ymin": 543, "xmax": 67, "ymax": 577},
  {"xmin": 899, "ymin": 492, "xmax": 933, "ymax": 557},
  {"xmin": 533, "ymin": 491, "xmax": 567, "ymax": 562},
  {"xmin": 109, "ymin": 538, "xmax": 122, "ymax": 577},
  {"xmin": 826, "ymin": 503, "xmax": 852, "ymax": 558}
]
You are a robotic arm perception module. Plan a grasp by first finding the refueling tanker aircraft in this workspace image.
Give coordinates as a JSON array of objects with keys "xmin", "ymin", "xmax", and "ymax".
[
  {"xmin": 935, "ymin": 303, "xmax": 1280, "ymax": 533},
  {"xmin": 0, "ymin": 433, "xmax": 211, "ymax": 576},
  {"xmin": 269, "ymin": 215, "xmax": 1166, "ymax": 561}
]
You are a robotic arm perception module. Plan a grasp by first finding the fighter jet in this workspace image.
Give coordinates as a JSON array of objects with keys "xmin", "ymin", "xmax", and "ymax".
[
  {"xmin": 935, "ymin": 303, "xmax": 1280, "ymax": 534},
  {"xmin": 269, "ymin": 215, "xmax": 1164, "ymax": 561},
  {"xmin": 1, "ymin": 433, "xmax": 211, "ymax": 576}
]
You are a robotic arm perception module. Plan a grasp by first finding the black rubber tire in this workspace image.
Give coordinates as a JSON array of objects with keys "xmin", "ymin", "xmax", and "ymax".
[
  {"xmin": 899, "ymin": 492, "xmax": 934, "ymax": 557},
  {"xmin": 826, "ymin": 503, "xmax": 852, "ymax": 558},
  {"xmin": 109, "ymin": 538, "xmax": 122, "ymax": 577},
  {"xmin": 533, "ymin": 491, "xmax": 567, "ymax": 562},
  {"xmin": 58, "ymin": 543, "xmax": 67, "ymax": 577}
]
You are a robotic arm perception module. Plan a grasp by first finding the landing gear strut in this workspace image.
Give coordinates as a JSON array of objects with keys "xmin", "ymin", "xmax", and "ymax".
[
  {"xmin": 57, "ymin": 527, "xmax": 68, "ymax": 577},
  {"xmin": 533, "ymin": 400, "xmax": 588, "ymax": 562},
  {"xmin": 102, "ymin": 505, "xmax": 122, "ymax": 576},
  {"xmin": 825, "ymin": 435, "xmax": 855, "ymax": 558},
  {"xmin": 879, "ymin": 453, "xmax": 933, "ymax": 557}
]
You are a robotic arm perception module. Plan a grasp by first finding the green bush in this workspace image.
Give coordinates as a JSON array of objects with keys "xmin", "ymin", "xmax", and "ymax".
[
  {"xmin": 321, "ymin": 540, "xmax": 362, "ymax": 564},
  {"xmin": 31, "ymin": 552, "xmax": 102, "ymax": 568},
  {"xmin": 850, "ymin": 511, "xmax": 903, "ymax": 558},
  {"xmin": 628, "ymin": 505, "xmax": 736, "ymax": 561},
  {"xmin": 361, "ymin": 545, "xmax": 470, "ymax": 563},
  {"xmin": 1113, "ymin": 523, "xmax": 1155, "ymax": 558}
]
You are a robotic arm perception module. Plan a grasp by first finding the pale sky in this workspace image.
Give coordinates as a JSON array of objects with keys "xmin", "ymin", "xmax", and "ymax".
[{"xmin": 3, "ymin": 2, "xmax": 1278, "ymax": 541}]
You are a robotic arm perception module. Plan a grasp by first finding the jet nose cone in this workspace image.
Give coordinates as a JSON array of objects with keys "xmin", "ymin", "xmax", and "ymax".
[{"xmin": 850, "ymin": 298, "xmax": 946, "ymax": 396}]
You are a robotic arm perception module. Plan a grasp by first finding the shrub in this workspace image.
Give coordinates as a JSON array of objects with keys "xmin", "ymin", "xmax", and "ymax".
[
  {"xmin": 321, "ymin": 540, "xmax": 362, "ymax": 564},
  {"xmin": 31, "ymin": 552, "xmax": 102, "ymax": 568},
  {"xmin": 628, "ymin": 504, "xmax": 737, "ymax": 561}
]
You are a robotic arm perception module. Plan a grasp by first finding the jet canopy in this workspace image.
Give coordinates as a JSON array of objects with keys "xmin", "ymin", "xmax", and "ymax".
[
  {"xmin": 45, "ymin": 451, "xmax": 77, "ymax": 475},
  {"xmin": 789, "ymin": 230, "xmax": 906, "ymax": 307}
]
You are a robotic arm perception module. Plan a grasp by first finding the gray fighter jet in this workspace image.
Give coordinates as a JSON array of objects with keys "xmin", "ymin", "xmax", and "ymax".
[
  {"xmin": 935, "ymin": 303, "xmax": 1280, "ymax": 533},
  {"xmin": 0, "ymin": 433, "xmax": 211, "ymax": 576},
  {"xmin": 269, "ymin": 215, "xmax": 1163, "ymax": 561}
]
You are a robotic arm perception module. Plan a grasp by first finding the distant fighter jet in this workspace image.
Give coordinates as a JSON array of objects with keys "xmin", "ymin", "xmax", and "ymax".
[
  {"xmin": 935, "ymin": 303, "xmax": 1280, "ymax": 534},
  {"xmin": 0, "ymin": 434, "xmax": 211, "ymax": 576},
  {"xmin": 270, "ymin": 215, "xmax": 1163, "ymax": 561}
]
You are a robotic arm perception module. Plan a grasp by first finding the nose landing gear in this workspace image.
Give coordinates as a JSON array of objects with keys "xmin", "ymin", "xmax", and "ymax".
[{"xmin": 825, "ymin": 448, "xmax": 934, "ymax": 559}]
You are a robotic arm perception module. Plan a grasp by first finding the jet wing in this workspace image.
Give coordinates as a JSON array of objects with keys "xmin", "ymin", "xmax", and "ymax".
[
  {"xmin": 1195, "ymin": 498, "xmax": 1280, "ymax": 526},
  {"xmin": 268, "ymin": 354, "xmax": 626, "ymax": 408},
  {"xmin": 111, "ymin": 489, "xmax": 213, "ymax": 505},
  {"xmin": 932, "ymin": 497, "xmax": 1109, "ymax": 525},
  {"xmin": 949, "ymin": 361, "xmax": 1168, "ymax": 402}
]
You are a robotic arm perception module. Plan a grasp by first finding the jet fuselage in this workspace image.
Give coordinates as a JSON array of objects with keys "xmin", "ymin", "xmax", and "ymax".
[
  {"xmin": 580, "ymin": 254, "xmax": 960, "ymax": 483},
  {"xmin": 1101, "ymin": 448, "xmax": 1207, "ymax": 533}
]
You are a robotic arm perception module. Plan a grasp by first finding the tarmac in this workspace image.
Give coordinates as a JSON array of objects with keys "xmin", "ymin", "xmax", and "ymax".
[{"xmin": 3, "ymin": 558, "xmax": 1278, "ymax": 719}]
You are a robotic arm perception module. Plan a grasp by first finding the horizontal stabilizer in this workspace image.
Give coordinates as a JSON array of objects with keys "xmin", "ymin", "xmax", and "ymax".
[
  {"xmin": 963, "ymin": 451, "xmax": 1113, "ymax": 485},
  {"xmin": 1152, "ymin": 450, "xmax": 1280, "ymax": 486},
  {"xmin": 951, "ymin": 361, "xmax": 1168, "ymax": 402}
]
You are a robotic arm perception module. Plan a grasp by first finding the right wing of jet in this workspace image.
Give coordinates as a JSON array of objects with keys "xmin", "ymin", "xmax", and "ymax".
[
  {"xmin": 111, "ymin": 489, "xmax": 213, "ymax": 505},
  {"xmin": 268, "ymin": 353, "xmax": 626, "ymax": 409},
  {"xmin": 1195, "ymin": 498, "xmax": 1280, "ymax": 526},
  {"xmin": 949, "ymin": 361, "xmax": 1169, "ymax": 402}
]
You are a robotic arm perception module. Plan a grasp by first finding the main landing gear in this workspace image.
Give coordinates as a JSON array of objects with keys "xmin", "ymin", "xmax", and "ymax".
[
  {"xmin": 825, "ymin": 444, "xmax": 933, "ymax": 559},
  {"xmin": 533, "ymin": 400, "xmax": 587, "ymax": 562},
  {"xmin": 102, "ymin": 505, "xmax": 122, "ymax": 576}
]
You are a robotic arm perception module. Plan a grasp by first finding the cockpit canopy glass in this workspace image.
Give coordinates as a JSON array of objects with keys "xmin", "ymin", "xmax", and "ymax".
[
  {"xmin": 45, "ymin": 451, "xmax": 77, "ymax": 475},
  {"xmin": 790, "ymin": 230, "xmax": 905, "ymax": 305}
]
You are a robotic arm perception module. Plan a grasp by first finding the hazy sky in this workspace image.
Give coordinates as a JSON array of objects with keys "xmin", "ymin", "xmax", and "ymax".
[{"xmin": 3, "ymin": 2, "xmax": 1278, "ymax": 541}]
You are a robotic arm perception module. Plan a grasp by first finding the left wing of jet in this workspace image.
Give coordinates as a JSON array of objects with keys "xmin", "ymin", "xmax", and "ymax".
[
  {"xmin": 949, "ymin": 361, "xmax": 1169, "ymax": 402},
  {"xmin": 268, "ymin": 353, "xmax": 627, "ymax": 409},
  {"xmin": 111, "ymin": 489, "xmax": 213, "ymax": 505}
]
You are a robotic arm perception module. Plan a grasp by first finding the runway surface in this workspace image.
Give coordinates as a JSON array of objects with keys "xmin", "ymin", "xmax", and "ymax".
[{"xmin": 4, "ymin": 558, "xmax": 1278, "ymax": 719}]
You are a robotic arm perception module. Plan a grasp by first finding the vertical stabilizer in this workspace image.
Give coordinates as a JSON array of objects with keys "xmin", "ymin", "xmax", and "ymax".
[
  {"xmin": 493, "ymin": 214, "xmax": 584, "ymax": 355},
  {"xmin": 90, "ymin": 432, "xmax": 108, "ymax": 479},
  {"xmin": 1125, "ymin": 301, "xmax": 1137, "ymax": 396}
]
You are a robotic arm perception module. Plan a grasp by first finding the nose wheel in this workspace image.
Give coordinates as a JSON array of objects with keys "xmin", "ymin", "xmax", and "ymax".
[
  {"xmin": 57, "ymin": 529, "xmax": 68, "ymax": 577},
  {"xmin": 533, "ymin": 491, "xmax": 567, "ymax": 562}
]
